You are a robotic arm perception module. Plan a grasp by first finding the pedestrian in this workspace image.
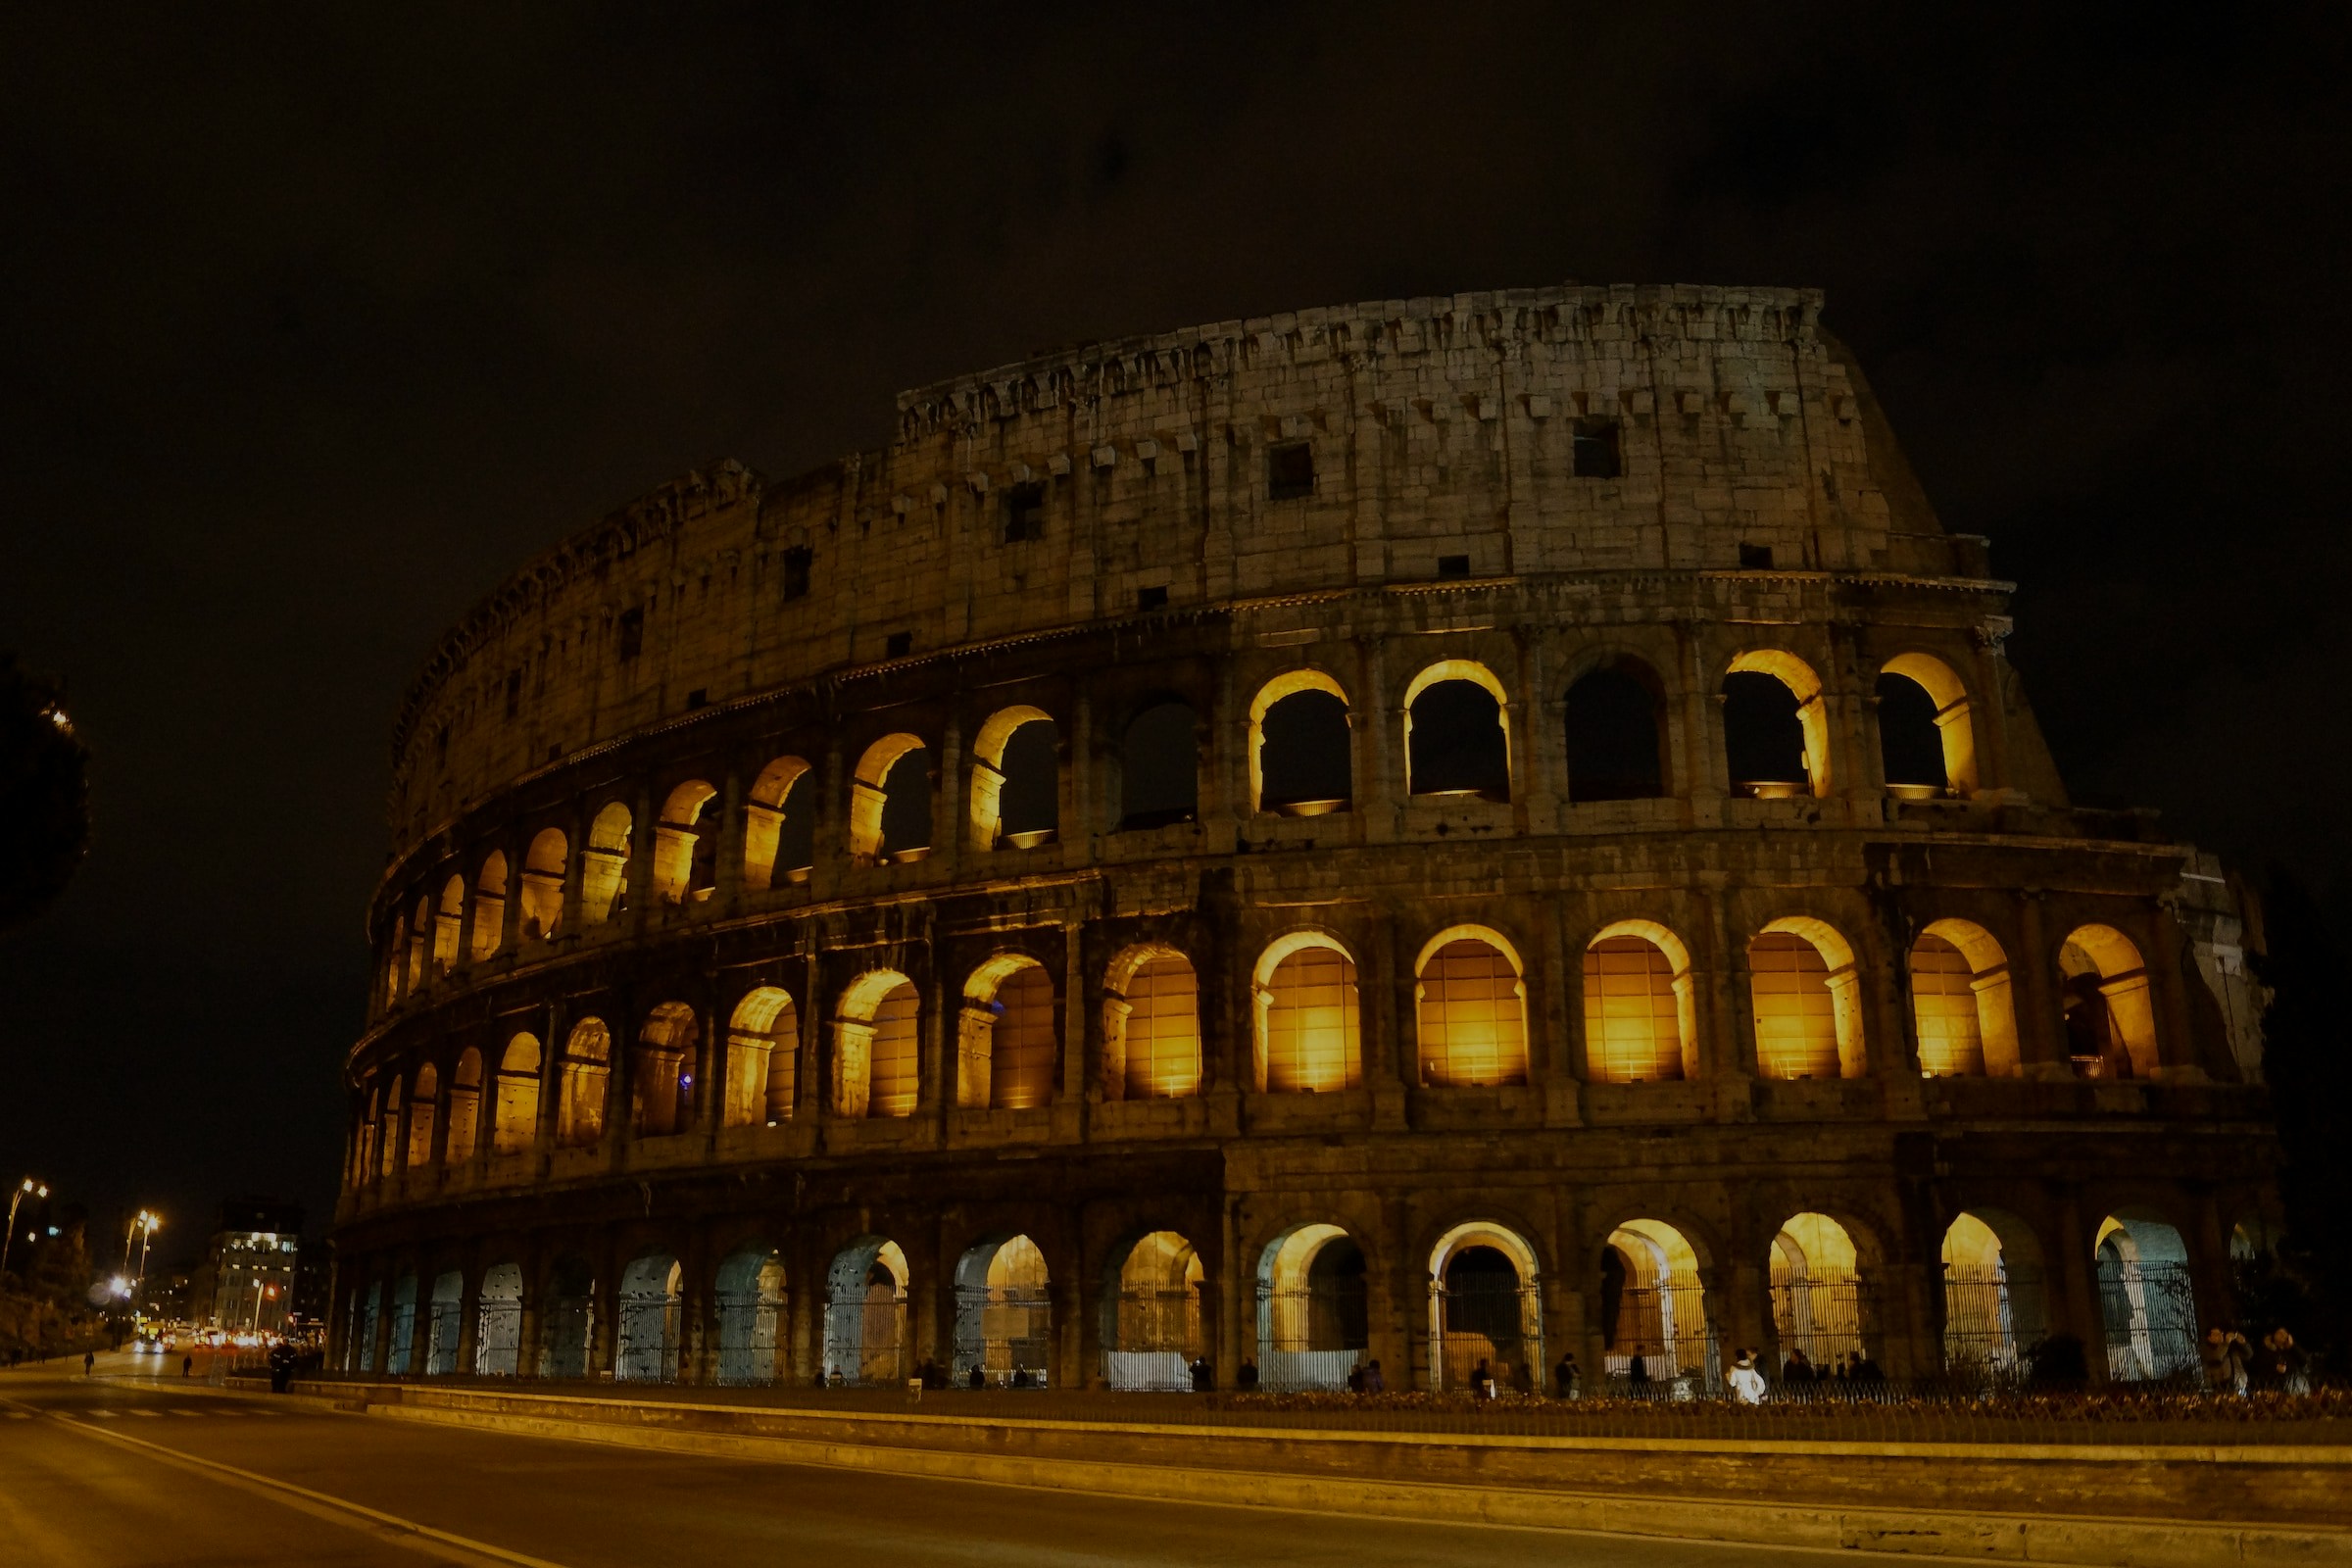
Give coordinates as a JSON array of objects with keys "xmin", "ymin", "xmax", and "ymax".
[
  {"xmin": 967, "ymin": 1363, "xmax": 985, "ymax": 1390},
  {"xmin": 1362, "ymin": 1358, "xmax": 1385, "ymax": 1394},
  {"xmin": 1470, "ymin": 1357, "xmax": 1495, "ymax": 1399},
  {"xmin": 1237, "ymin": 1358, "xmax": 1259, "ymax": 1391},
  {"xmin": 2200, "ymin": 1326, "xmax": 2231, "ymax": 1393},
  {"xmin": 1347, "ymin": 1362, "xmax": 1365, "ymax": 1393},
  {"xmin": 1853, "ymin": 1351, "xmax": 1885, "ymax": 1384},
  {"xmin": 181, "ymin": 1352, "xmax": 193, "ymax": 1378},
  {"xmin": 1782, "ymin": 1347, "xmax": 1815, "ymax": 1385},
  {"xmin": 1010, "ymin": 1365, "xmax": 1032, "ymax": 1389},
  {"xmin": 1188, "ymin": 1354, "xmax": 1214, "ymax": 1393},
  {"xmin": 1728, "ymin": 1349, "xmax": 1767, "ymax": 1404},
  {"xmin": 2221, "ymin": 1328, "xmax": 2253, "ymax": 1396},
  {"xmin": 2263, "ymin": 1328, "xmax": 2310, "ymax": 1396},
  {"xmin": 82, "ymin": 1349, "xmax": 94, "ymax": 1377},
  {"xmin": 1553, "ymin": 1350, "xmax": 1581, "ymax": 1399},
  {"xmin": 1510, "ymin": 1358, "xmax": 1534, "ymax": 1395},
  {"xmin": 1628, "ymin": 1352, "xmax": 1649, "ymax": 1390}
]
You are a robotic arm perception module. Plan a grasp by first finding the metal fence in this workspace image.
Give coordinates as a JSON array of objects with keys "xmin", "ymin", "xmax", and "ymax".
[
  {"xmin": 424, "ymin": 1299, "xmax": 464, "ymax": 1377},
  {"xmin": 1258, "ymin": 1280, "xmax": 1368, "ymax": 1391},
  {"xmin": 952, "ymin": 1285, "xmax": 1052, "ymax": 1387},
  {"xmin": 713, "ymin": 1292, "xmax": 782, "ymax": 1386},
  {"xmin": 614, "ymin": 1291, "xmax": 681, "ymax": 1383},
  {"xmin": 2099, "ymin": 1261, "xmax": 2200, "ymax": 1382},
  {"xmin": 1601, "ymin": 1272, "xmax": 1716, "ymax": 1392},
  {"xmin": 1104, "ymin": 1288, "xmax": 1200, "ymax": 1391},
  {"xmin": 539, "ymin": 1294, "xmax": 592, "ymax": 1379},
  {"xmin": 1942, "ymin": 1264, "xmax": 2044, "ymax": 1377},
  {"xmin": 1770, "ymin": 1271, "xmax": 1868, "ymax": 1373},
  {"xmin": 1433, "ymin": 1279, "xmax": 1542, "ymax": 1393},
  {"xmin": 821, "ymin": 1289, "xmax": 907, "ymax": 1386},
  {"xmin": 473, "ymin": 1298, "xmax": 520, "ymax": 1376}
]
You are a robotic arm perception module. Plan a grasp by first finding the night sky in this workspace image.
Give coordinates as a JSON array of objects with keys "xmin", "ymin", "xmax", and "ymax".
[{"xmin": 3, "ymin": 6, "xmax": 2346, "ymax": 1261}]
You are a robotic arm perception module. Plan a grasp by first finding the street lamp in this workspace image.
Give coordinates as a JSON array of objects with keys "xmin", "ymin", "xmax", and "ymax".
[
  {"xmin": 134, "ymin": 1212, "xmax": 160, "ymax": 1286},
  {"xmin": 1, "ymin": 1178, "xmax": 47, "ymax": 1279},
  {"xmin": 122, "ymin": 1209, "xmax": 159, "ymax": 1281}
]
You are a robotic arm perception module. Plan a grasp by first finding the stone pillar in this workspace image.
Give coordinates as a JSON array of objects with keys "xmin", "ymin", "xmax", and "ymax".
[
  {"xmin": 1218, "ymin": 1197, "xmax": 1246, "ymax": 1385},
  {"xmin": 454, "ymin": 1262, "xmax": 482, "ymax": 1377},
  {"xmin": 587, "ymin": 1232, "xmax": 618, "ymax": 1378},
  {"xmin": 1378, "ymin": 1194, "xmax": 1422, "ymax": 1392},
  {"xmin": 2052, "ymin": 1190, "xmax": 2106, "ymax": 1385},
  {"xmin": 1356, "ymin": 635, "xmax": 1393, "ymax": 847},
  {"xmin": 2013, "ymin": 893, "xmax": 2065, "ymax": 1075},
  {"xmin": 681, "ymin": 1226, "xmax": 712, "ymax": 1385}
]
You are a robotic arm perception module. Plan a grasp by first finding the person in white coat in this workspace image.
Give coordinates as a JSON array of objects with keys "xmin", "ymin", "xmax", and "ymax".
[{"xmin": 1727, "ymin": 1349, "xmax": 1768, "ymax": 1404}]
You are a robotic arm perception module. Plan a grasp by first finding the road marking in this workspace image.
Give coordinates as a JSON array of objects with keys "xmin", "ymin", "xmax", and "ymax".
[
  {"xmin": 13, "ymin": 1397, "xmax": 577, "ymax": 1568},
  {"xmin": 172, "ymin": 1409, "xmax": 201, "ymax": 1416},
  {"xmin": 91, "ymin": 1409, "xmax": 120, "ymax": 1419},
  {"xmin": 131, "ymin": 1409, "xmax": 162, "ymax": 1417}
]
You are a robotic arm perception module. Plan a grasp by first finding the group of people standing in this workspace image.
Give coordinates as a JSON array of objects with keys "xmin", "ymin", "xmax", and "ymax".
[{"xmin": 2202, "ymin": 1325, "xmax": 2310, "ymax": 1396}]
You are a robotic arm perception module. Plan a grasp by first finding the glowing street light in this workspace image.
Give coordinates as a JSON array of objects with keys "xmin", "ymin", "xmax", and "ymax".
[
  {"xmin": 1, "ymin": 1178, "xmax": 47, "ymax": 1278},
  {"xmin": 122, "ymin": 1209, "xmax": 160, "ymax": 1286}
]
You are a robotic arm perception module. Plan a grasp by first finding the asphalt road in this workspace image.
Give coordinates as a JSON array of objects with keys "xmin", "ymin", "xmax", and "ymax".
[{"xmin": 1, "ymin": 1350, "xmax": 1886, "ymax": 1567}]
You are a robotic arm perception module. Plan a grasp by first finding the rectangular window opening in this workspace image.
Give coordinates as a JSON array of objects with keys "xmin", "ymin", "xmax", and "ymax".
[
  {"xmin": 685, "ymin": 688, "xmax": 709, "ymax": 710},
  {"xmin": 1266, "ymin": 441, "xmax": 1316, "ymax": 501},
  {"xmin": 1004, "ymin": 482, "xmax": 1048, "ymax": 543},
  {"xmin": 884, "ymin": 630, "xmax": 913, "ymax": 660},
  {"xmin": 1571, "ymin": 418, "xmax": 1622, "ymax": 479},
  {"xmin": 616, "ymin": 607, "xmax": 646, "ymax": 662},
  {"xmin": 504, "ymin": 671, "xmax": 522, "ymax": 719},
  {"xmin": 1136, "ymin": 585, "xmax": 1169, "ymax": 612},
  {"xmin": 780, "ymin": 546, "xmax": 812, "ymax": 602},
  {"xmin": 1436, "ymin": 555, "xmax": 1471, "ymax": 579},
  {"xmin": 1739, "ymin": 542, "xmax": 1775, "ymax": 570}
]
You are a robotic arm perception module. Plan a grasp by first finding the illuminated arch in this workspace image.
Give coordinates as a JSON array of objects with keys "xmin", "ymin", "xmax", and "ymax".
[
  {"xmin": 1427, "ymin": 1219, "xmax": 1544, "ymax": 1393},
  {"xmin": 952, "ymin": 1234, "xmax": 1052, "ymax": 1385},
  {"xmin": 1598, "ymin": 1219, "xmax": 1711, "ymax": 1382},
  {"xmin": 405, "ymin": 896, "xmax": 428, "ymax": 993},
  {"xmin": 1252, "ymin": 932, "xmax": 1362, "ymax": 1094},
  {"xmin": 633, "ymin": 1002, "xmax": 699, "ymax": 1138},
  {"xmin": 969, "ymin": 706, "xmax": 1059, "ymax": 850},
  {"xmin": 1584, "ymin": 919, "xmax": 1697, "ymax": 1082},
  {"xmin": 406, "ymin": 1063, "xmax": 439, "ymax": 1171},
  {"xmin": 492, "ymin": 1033, "xmax": 542, "ymax": 1154},
  {"xmin": 956, "ymin": 954, "xmax": 1056, "ymax": 1110},
  {"xmin": 1912, "ymin": 918, "xmax": 2019, "ymax": 1077},
  {"xmin": 1103, "ymin": 944, "xmax": 1201, "ymax": 1101},
  {"xmin": 1413, "ymin": 925, "xmax": 1528, "ymax": 1087},
  {"xmin": 823, "ymin": 1237, "xmax": 909, "ymax": 1385},
  {"xmin": 1104, "ymin": 1231, "xmax": 1205, "ymax": 1379},
  {"xmin": 520, "ymin": 828, "xmax": 566, "ymax": 940},
  {"xmin": 724, "ymin": 986, "xmax": 797, "ymax": 1128},
  {"xmin": 377, "ymin": 1076, "xmax": 404, "ymax": 1180},
  {"xmin": 471, "ymin": 852, "xmax": 508, "ymax": 961},
  {"xmin": 1879, "ymin": 652, "xmax": 1978, "ymax": 797},
  {"xmin": 2060, "ymin": 924, "xmax": 2158, "ymax": 1078},
  {"xmin": 849, "ymin": 733, "xmax": 928, "ymax": 864},
  {"xmin": 1769, "ymin": 1212, "xmax": 1864, "ymax": 1369},
  {"xmin": 1248, "ymin": 668, "xmax": 1351, "ymax": 814},
  {"xmin": 1255, "ymin": 1223, "xmax": 1367, "ymax": 1389},
  {"xmin": 556, "ymin": 1018, "xmax": 610, "ymax": 1147},
  {"xmin": 1940, "ymin": 1208, "xmax": 2048, "ymax": 1375},
  {"xmin": 834, "ymin": 969, "xmax": 919, "ymax": 1119},
  {"xmin": 651, "ymin": 780, "xmax": 718, "ymax": 906},
  {"xmin": 582, "ymin": 802, "xmax": 633, "ymax": 924},
  {"xmin": 2094, "ymin": 1208, "xmax": 2198, "ymax": 1380},
  {"xmin": 742, "ymin": 756, "xmax": 811, "ymax": 890},
  {"xmin": 1725, "ymin": 648, "xmax": 1830, "ymax": 797},
  {"xmin": 446, "ymin": 1048, "xmax": 482, "ymax": 1162},
  {"xmin": 1745, "ymin": 916, "xmax": 1864, "ymax": 1079}
]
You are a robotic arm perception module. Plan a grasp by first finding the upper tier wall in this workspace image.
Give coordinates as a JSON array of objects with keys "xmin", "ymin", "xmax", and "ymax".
[{"xmin": 391, "ymin": 284, "xmax": 1960, "ymax": 842}]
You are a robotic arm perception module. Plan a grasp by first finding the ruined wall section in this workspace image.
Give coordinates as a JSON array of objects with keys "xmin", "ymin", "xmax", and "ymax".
[{"xmin": 389, "ymin": 284, "xmax": 1969, "ymax": 846}]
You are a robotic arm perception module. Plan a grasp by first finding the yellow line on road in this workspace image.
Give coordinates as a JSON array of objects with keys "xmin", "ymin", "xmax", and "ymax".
[{"xmin": 7, "ymin": 1397, "xmax": 573, "ymax": 1568}]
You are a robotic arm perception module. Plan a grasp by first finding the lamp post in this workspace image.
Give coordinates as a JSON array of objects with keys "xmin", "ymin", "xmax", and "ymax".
[
  {"xmin": 1, "ymin": 1178, "xmax": 47, "ymax": 1279},
  {"xmin": 133, "ymin": 1212, "xmax": 160, "ymax": 1287},
  {"xmin": 122, "ymin": 1210, "xmax": 158, "ymax": 1278}
]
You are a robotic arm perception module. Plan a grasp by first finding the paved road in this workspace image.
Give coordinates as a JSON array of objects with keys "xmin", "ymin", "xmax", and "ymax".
[{"xmin": 1, "ymin": 1350, "xmax": 1878, "ymax": 1567}]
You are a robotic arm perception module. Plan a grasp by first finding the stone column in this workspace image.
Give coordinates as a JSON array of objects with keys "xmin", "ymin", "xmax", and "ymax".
[
  {"xmin": 2013, "ymin": 893, "xmax": 2065, "ymax": 1075},
  {"xmin": 2052, "ymin": 1190, "xmax": 2105, "ymax": 1385},
  {"xmin": 454, "ymin": 1262, "xmax": 482, "ymax": 1377}
]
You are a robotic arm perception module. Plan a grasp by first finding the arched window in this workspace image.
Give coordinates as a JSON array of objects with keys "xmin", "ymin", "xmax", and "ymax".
[
  {"xmin": 1254, "ymin": 935, "xmax": 1362, "ymax": 1093},
  {"xmin": 652, "ymin": 781, "xmax": 718, "ymax": 905},
  {"xmin": 723, "ymin": 987, "xmax": 797, "ymax": 1127},
  {"xmin": 556, "ymin": 1018, "xmax": 610, "ymax": 1147},
  {"xmin": 582, "ymin": 803, "xmax": 633, "ymax": 924},
  {"xmin": 520, "ymin": 828, "xmax": 566, "ymax": 940},
  {"xmin": 1117, "ymin": 701, "xmax": 1199, "ymax": 831},
  {"xmin": 2095, "ymin": 1210, "xmax": 2199, "ymax": 1380},
  {"xmin": 1256, "ymin": 1224, "xmax": 1367, "ymax": 1390},
  {"xmin": 492, "ymin": 1033, "xmax": 541, "ymax": 1154},
  {"xmin": 1748, "ymin": 917, "xmax": 1864, "ymax": 1079},
  {"xmin": 1769, "ymin": 1213, "xmax": 1865, "ymax": 1373},
  {"xmin": 742, "ymin": 757, "xmax": 813, "ymax": 890},
  {"xmin": 1401, "ymin": 662, "xmax": 1510, "ymax": 801},
  {"xmin": 1910, "ymin": 919, "xmax": 2019, "ymax": 1077},
  {"xmin": 1564, "ymin": 660, "xmax": 1667, "ymax": 802},
  {"xmin": 378, "ymin": 1076, "xmax": 404, "ymax": 1180},
  {"xmin": 615, "ymin": 1252, "xmax": 683, "ymax": 1382},
  {"xmin": 471, "ymin": 852, "xmax": 509, "ymax": 960},
  {"xmin": 2060, "ymin": 924, "xmax": 2158, "ymax": 1079},
  {"xmin": 970, "ymin": 707, "xmax": 1059, "ymax": 850},
  {"xmin": 713, "ymin": 1247, "xmax": 788, "ymax": 1385},
  {"xmin": 406, "ymin": 897, "xmax": 429, "ymax": 993},
  {"xmin": 538, "ymin": 1256, "xmax": 595, "ymax": 1379},
  {"xmin": 823, "ymin": 1238, "xmax": 908, "ymax": 1385},
  {"xmin": 406, "ymin": 1063, "xmax": 439, "ymax": 1170},
  {"xmin": 357, "ymin": 1086, "xmax": 380, "ymax": 1185},
  {"xmin": 849, "ymin": 734, "xmax": 930, "ymax": 864},
  {"xmin": 432, "ymin": 876, "xmax": 465, "ymax": 974},
  {"xmin": 1878, "ymin": 653, "xmax": 1977, "ymax": 798},
  {"xmin": 953, "ymin": 1235, "xmax": 1051, "ymax": 1386},
  {"xmin": 957, "ymin": 956, "xmax": 1056, "ymax": 1110},
  {"xmin": 425, "ymin": 1269, "xmax": 464, "ymax": 1375},
  {"xmin": 1414, "ymin": 926, "xmax": 1528, "ymax": 1087},
  {"xmin": 1103, "ymin": 947, "xmax": 1201, "ymax": 1100},
  {"xmin": 1582, "ymin": 920, "xmax": 1695, "ymax": 1082},
  {"xmin": 632, "ymin": 1003, "xmax": 699, "ymax": 1138},
  {"xmin": 384, "ymin": 914, "xmax": 407, "ymax": 1007},
  {"xmin": 1250, "ymin": 671, "xmax": 1351, "ymax": 816},
  {"xmin": 833, "ymin": 971, "xmax": 919, "ymax": 1119},
  {"xmin": 1429, "ymin": 1222, "xmax": 1544, "ymax": 1393},
  {"xmin": 1599, "ymin": 1220, "xmax": 1709, "ymax": 1382},
  {"xmin": 1105, "ymin": 1232, "xmax": 1203, "ymax": 1386},
  {"xmin": 1941, "ymin": 1209, "xmax": 2047, "ymax": 1377},
  {"xmin": 474, "ymin": 1261, "xmax": 523, "ymax": 1375},
  {"xmin": 446, "ymin": 1048, "xmax": 482, "ymax": 1162},
  {"xmin": 1723, "ymin": 650, "xmax": 1829, "ymax": 798}
]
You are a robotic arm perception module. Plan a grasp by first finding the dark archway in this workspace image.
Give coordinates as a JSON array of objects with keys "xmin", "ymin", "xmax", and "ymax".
[{"xmin": 1565, "ymin": 662, "xmax": 1666, "ymax": 801}]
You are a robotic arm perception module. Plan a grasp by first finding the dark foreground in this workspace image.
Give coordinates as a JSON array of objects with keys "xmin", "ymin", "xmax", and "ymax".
[{"xmin": 2, "ymin": 1350, "xmax": 1885, "ymax": 1567}]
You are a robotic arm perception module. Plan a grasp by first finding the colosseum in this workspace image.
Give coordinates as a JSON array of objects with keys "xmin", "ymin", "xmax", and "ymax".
[{"xmin": 334, "ymin": 283, "xmax": 2278, "ymax": 1396}]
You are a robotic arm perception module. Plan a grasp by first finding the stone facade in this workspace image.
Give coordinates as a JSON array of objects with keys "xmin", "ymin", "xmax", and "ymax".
[{"xmin": 335, "ymin": 284, "xmax": 2278, "ymax": 1395}]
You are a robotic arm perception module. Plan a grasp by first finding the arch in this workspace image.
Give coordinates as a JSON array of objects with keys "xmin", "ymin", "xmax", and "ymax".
[
  {"xmin": 1401, "ymin": 660, "xmax": 1512, "ymax": 801},
  {"xmin": 1912, "ymin": 918, "xmax": 2020, "ymax": 1077},
  {"xmin": 492, "ymin": 1033, "xmax": 541, "ymax": 1154},
  {"xmin": 520, "ymin": 828, "xmax": 565, "ymax": 940},
  {"xmin": 358, "ymin": 1085, "xmax": 381, "ymax": 1185},
  {"xmin": 849, "ymin": 733, "xmax": 929, "ymax": 864},
  {"xmin": 433, "ymin": 876, "xmax": 465, "ymax": 975},
  {"xmin": 822, "ymin": 1237, "xmax": 908, "ymax": 1385},
  {"xmin": 956, "ymin": 955, "xmax": 1056, "ymax": 1110},
  {"xmin": 1940, "ymin": 1208, "xmax": 2049, "ymax": 1378},
  {"xmin": 1255, "ymin": 1223, "xmax": 1367, "ymax": 1390},
  {"xmin": 406, "ymin": 1063, "xmax": 439, "ymax": 1170},
  {"xmin": 1565, "ymin": 658, "xmax": 1669, "ymax": 802},
  {"xmin": 1769, "ymin": 1213, "xmax": 1866, "ymax": 1375},
  {"xmin": 538, "ymin": 1255, "xmax": 595, "ymax": 1379},
  {"xmin": 1583, "ymin": 920, "xmax": 1697, "ymax": 1083},
  {"xmin": 1103, "ymin": 1230, "xmax": 1204, "ymax": 1388},
  {"xmin": 713, "ymin": 1246, "xmax": 788, "ymax": 1385},
  {"xmin": 1117, "ymin": 700, "xmax": 1199, "ymax": 830},
  {"xmin": 1880, "ymin": 652, "xmax": 1978, "ymax": 797},
  {"xmin": 424, "ymin": 1269, "xmax": 465, "ymax": 1376},
  {"xmin": 2095, "ymin": 1209, "xmax": 2199, "ymax": 1381},
  {"xmin": 348, "ymin": 1278, "xmax": 382, "ymax": 1372},
  {"xmin": 723, "ymin": 986, "xmax": 797, "ymax": 1128},
  {"xmin": 2060, "ymin": 924, "xmax": 2158, "ymax": 1078},
  {"xmin": 1599, "ymin": 1219, "xmax": 1713, "ymax": 1386},
  {"xmin": 445, "ymin": 1048, "xmax": 482, "ymax": 1162},
  {"xmin": 582, "ymin": 802, "xmax": 633, "ymax": 924},
  {"xmin": 470, "ymin": 853, "xmax": 508, "ymax": 961},
  {"xmin": 384, "ymin": 913, "xmax": 407, "ymax": 1007},
  {"xmin": 377, "ymin": 1076, "xmax": 404, "ymax": 1180},
  {"xmin": 969, "ymin": 705, "xmax": 1060, "ymax": 850},
  {"xmin": 1249, "ymin": 669, "xmax": 1351, "ymax": 815},
  {"xmin": 1414, "ymin": 926, "xmax": 1529, "ymax": 1087},
  {"xmin": 833, "ymin": 970, "xmax": 919, "ymax": 1119},
  {"xmin": 1253, "ymin": 933, "xmax": 1362, "ymax": 1094},
  {"xmin": 1103, "ymin": 945, "xmax": 1201, "ymax": 1100},
  {"xmin": 1724, "ymin": 648, "xmax": 1830, "ymax": 797},
  {"xmin": 385, "ymin": 1273, "xmax": 417, "ymax": 1375},
  {"xmin": 651, "ymin": 780, "xmax": 719, "ymax": 906},
  {"xmin": 614, "ymin": 1251, "xmax": 683, "ymax": 1382},
  {"xmin": 1428, "ymin": 1220, "xmax": 1544, "ymax": 1393},
  {"xmin": 632, "ymin": 1002, "xmax": 700, "ymax": 1138},
  {"xmin": 1749, "ymin": 916, "xmax": 1865, "ymax": 1079},
  {"xmin": 406, "ymin": 896, "xmax": 428, "ymax": 992},
  {"xmin": 743, "ymin": 756, "xmax": 813, "ymax": 890},
  {"xmin": 556, "ymin": 1018, "xmax": 611, "ymax": 1147},
  {"xmin": 473, "ymin": 1261, "xmax": 523, "ymax": 1375},
  {"xmin": 953, "ymin": 1234, "xmax": 1052, "ymax": 1386}
]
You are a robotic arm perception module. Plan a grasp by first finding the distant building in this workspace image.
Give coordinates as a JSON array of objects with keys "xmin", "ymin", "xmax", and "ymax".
[
  {"xmin": 291, "ymin": 1237, "xmax": 334, "ymax": 1337},
  {"xmin": 190, "ymin": 1199, "xmax": 303, "ymax": 1336}
]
